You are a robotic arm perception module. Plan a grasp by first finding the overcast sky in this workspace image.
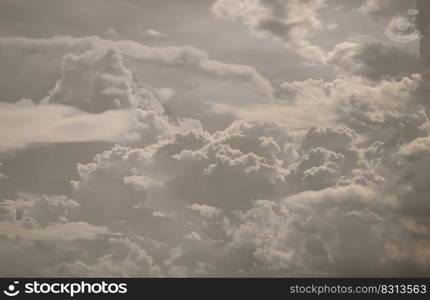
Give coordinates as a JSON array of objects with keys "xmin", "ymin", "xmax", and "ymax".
[{"xmin": 0, "ymin": 0, "xmax": 430, "ymax": 277}]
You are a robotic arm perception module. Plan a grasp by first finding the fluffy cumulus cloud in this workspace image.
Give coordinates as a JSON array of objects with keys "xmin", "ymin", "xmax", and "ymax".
[
  {"xmin": 0, "ymin": 39, "xmax": 207, "ymax": 152},
  {"xmin": 225, "ymin": 72, "xmax": 423, "ymax": 130},
  {"xmin": 43, "ymin": 46, "xmax": 162, "ymax": 113},
  {"xmin": 1, "ymin": 0, "xmax": 430, "ymax": 277},
  {"xmin": 2, "ymin": 70, "xmax": 430, "ymax": 276},
  {"xmin": 0, "ymin": 36, "xmax": 274, "ymax": 102},
  {"xmin": 65, "ymin": 99, "xmax": 429, "ymax": 275},
  {"xmin": 0, "ymin": 192, "xmax": 163, "ymax": 277},
  {"xmin": 0, "ymin": 34, "xmax": 274, "ymax": 152}
]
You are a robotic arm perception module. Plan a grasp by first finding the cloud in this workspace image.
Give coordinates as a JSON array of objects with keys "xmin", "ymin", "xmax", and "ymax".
[
  {"xmin": 62, "ymin": 51, "xmax": 430, "ymax": 275},
  {"xmin": 62, "ymin": 117, "xmax": 371, "ymax": 273},
  {"xmin": 104, "ymin": 28, "xmax": 119, "ymax": 38},
  {"xmin": 0, "ymin": 36, "xmax": 104, "ymax": 102},
  {"xmin": 400, "ymin": 135, "xmax": 430, "ymax": 158},
  {"xmin": 50, "ymin": 239, "xmax": 162, "ymax": 277},
  {"xmin": 212, "ymin": 0, "xmax": 327, "ymax": 63},
  {"xmin": 0, "ymin": 36, "xmax": 273, "ymax": 102},
  {"xmin": 3, "ymin": 83, "xmax": 429, "ymax": 277},
  {"xmin": 356, "ymin": 0, "xmax": 408, "ymax": 18},
  {"xmin": 0, "ymin": 43, "xmax": 205, "ymax": 152},
  {"xmin": 0, "ymin": 101, "xmax": 135, "ymax": 152},
  {"xmin": 44, "ymin": 46, "xmax": 163, "ymax": 113},
  {"xmin": 328, "ymin": 42, "xmax": 420, "ymax": 81},
  {"xmin": 0, "ymin": 194, "xmax": 162, "ymax": 277},
  {"xmin": 144, "ymin": 29, "xmax": 168, "ymax": 39},
  {"xmin": 3, "ymin": 192, "xmax": 79, "ymax": 227},
  {"xmin": 211, "ymin": 0, "xmax": 413, "ymax": 65},
  {"xmin": 187, "ymin": 204, "xmax": 222, "ymax": 219},
  {"xmin": 116, "ymin": 39, "xmax": 274, "ymax": 101},
  {"xmin": 215, "ymin": 73, "xmax": 422, "ymax": 130},
  {"xmin": 186, "ymin": 232, "xmax": 202, "ymax": 241},
  {"xmin": 1, "ymin": 0, "xmax": 430, "ymax": 277},
  {"xmin": 223, "ymin": 183, "xmax": 430, "ymax": 276}
]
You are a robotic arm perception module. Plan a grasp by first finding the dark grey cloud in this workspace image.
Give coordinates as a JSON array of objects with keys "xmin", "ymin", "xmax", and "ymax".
[{"xmin": 328, "ymin": 42, "xmax": 420, "ymax": 81}]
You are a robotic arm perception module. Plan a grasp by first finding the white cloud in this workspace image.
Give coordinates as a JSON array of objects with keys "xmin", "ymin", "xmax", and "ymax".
[
  {"xmin": 186, "ymin": 232, "xmax": 202, "ymax": 241},
  {"xmin": 116, "ymin": 39, "xmax": 273, "ymax": 101},
  {"xmin": 214, "ymin": 74, "xmax": 422, "ymax": 131},
  {"xmin": 0, "ymin": 36, "xmax": 274, "ymax": 102},
  {"xmin": 43, "ymin": 46, "xmax": 160, "ymax": 113},
  {"xmin": 0, "ymin": 101, "xmax": 135, "ymax": 152},
  {"xmin": 212, "ymin": 0, "xmax": 327, "ymax": 63},
  {"xmin": 144, "ymin": 29, "xmax": 168, "ymax": 39},
  {"xmin": 187, "ymin": 204, "xmax": 222, "ymax": 219}
]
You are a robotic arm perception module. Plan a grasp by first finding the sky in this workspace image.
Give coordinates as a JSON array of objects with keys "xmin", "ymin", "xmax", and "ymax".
[{"xmin": 0, "ymin": 0, "xmax": 430, "ymax": 277}]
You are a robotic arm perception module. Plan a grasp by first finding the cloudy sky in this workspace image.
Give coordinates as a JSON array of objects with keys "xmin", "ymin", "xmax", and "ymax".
[{"xmin": 0, "ymin": 0, "xmax": 430, "ymax": 277}]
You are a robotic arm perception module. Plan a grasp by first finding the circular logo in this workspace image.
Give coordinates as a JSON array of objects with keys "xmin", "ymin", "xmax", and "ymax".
[
  {"xmin": 385, "ymin": 16, "xmax": 422, "ymax": 43},
  {"xmin": 385, "ymin": 1, "xmax": 422, "ymax": 43}
]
